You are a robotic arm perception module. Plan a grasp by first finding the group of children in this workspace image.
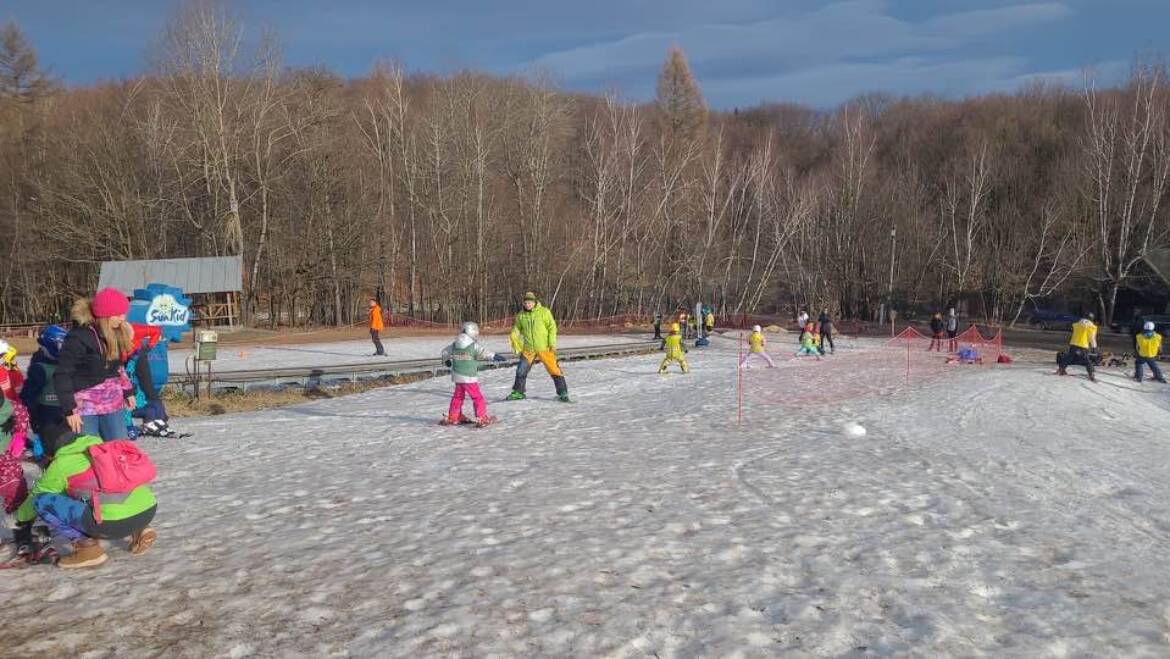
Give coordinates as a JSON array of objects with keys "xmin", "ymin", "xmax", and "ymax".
[
  {"xmin": 660, "ymin": 316, "xmax": 833, "ymax": 375},
  {"xmin": 653, "ymin": 308, "xmax": 715, "ymax": 341},
  {"xmin": 2, "ymin": 288, "xmax": 163, "ymax": 569},
  {"xmin": 656, "ymin": 308, "xmax": 838, "ymax": 375},
  {"xmin": 794, "ymin": 309, "xmax": 836, "ymax": 358}
]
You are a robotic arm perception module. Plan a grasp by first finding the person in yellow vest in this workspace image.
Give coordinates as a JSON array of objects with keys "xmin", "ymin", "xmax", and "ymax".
[
  {"xmin": 704, "ymin": 309, "xmax": 715, "ymax": 335},
  {"xmin": 1134, "ymin": 321, "xmax": 1166, "ymax": 384},
  {"xmin": 740, "ymin": 325, "xmax": 776, "ymax": 368},
  {"xmin": 1057, "ymin": 312, "xmax": 1098, "ymax": 382},
  {"xmin": 368, "ymin": 298, "xmax": 385, "ymax": 356},
  {"xmin": 658, "ymin": 323, "xmax": 689, "ymax": 374}
]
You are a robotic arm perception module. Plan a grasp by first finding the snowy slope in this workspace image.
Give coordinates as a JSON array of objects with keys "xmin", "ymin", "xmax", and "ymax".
[{"xmin": 4, "ymin": 335, "xmax": 1170, "ymax": 656}]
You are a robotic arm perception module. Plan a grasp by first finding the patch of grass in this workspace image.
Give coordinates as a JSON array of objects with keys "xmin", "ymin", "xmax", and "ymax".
[{"xmin": 162, "ymin": 371, "xmax": 436, "ymax": 417}]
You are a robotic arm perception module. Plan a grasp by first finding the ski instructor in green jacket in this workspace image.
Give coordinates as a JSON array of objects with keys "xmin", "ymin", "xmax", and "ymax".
[{"xmin": 506, "ymin": 292, "xmax": 571, "ymax": 402}]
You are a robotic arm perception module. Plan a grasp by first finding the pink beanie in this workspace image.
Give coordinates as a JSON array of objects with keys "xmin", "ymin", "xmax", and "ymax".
[{"xmin": 91, "ymin": 287, "xmax": 130, "ymax": 318}]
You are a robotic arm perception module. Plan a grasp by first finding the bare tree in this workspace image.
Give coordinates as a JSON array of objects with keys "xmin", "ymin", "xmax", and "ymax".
[{"xmin": 1082, "ymin": 62, "xmax": 1170, "ymax": 325}]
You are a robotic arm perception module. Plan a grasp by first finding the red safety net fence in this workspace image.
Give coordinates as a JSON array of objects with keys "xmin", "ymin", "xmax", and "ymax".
[
  {"xmin": 733, "ymin": 324, "xmax": 1005, "ymax": 422},
  {"xmin": 718, "ymin": 313, "xmax": 874, "ymax": 336},
  {"xmin": 884, "ymin": 324, "xmax": 1004, "ymax": 363},
  {"xmin": 389, "ymin": 315, "xmax": 451, "ymax": 329},
  {"xmin": 392, "ymin": 312, "xmax": 654, "ymax": 334}
]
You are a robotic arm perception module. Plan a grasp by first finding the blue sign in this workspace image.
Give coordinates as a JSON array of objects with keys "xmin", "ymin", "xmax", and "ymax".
[{"xmin": 127, "ymin": 283, "xmax": 194, "ymax": 388}]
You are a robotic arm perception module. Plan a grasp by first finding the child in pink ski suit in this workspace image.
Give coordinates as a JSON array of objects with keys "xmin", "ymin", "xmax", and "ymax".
[
  {"xmin": 441, "ymin": 322, "xmax": 507, "ymax": 427},
  {"xmin": 0, "ymin": 340, "xmax": 31, "ymax": 458}
]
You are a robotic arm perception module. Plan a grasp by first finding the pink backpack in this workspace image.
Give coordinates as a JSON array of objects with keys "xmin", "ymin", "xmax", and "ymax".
[{"xmin": 71, "ymin": 440, "xmax": 157, "ymax": 523}]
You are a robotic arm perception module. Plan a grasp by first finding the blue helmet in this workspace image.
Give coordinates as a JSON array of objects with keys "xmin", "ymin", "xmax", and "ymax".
[{"xmin": 38, "ymin": 324, "xmax": 68, "ymax": 359}]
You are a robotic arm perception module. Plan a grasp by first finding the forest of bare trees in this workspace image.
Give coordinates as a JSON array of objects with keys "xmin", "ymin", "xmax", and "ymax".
[{"xmin": 1, "ymin": 3, "xmax": 1168, "ymax": 329}]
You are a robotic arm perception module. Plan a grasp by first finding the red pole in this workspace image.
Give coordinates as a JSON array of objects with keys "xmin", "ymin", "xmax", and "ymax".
[
  {"xmin": 737, "ymin": 330, "xmax": 744, "ymax": 426},
  {"xmin": 905, "ymin": 331, "xmax": 911, "ymax": 382}
]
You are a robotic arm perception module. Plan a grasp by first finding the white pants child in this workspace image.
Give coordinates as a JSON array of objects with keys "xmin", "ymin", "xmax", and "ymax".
[{"xmin": 740, "ymin": 352, "xmax": 776, "ymax": 368}]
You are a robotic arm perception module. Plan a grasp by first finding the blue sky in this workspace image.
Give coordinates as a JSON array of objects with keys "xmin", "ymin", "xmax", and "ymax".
[{"xmin": 4, "ymin": 0, "xmax": 1165, "ymax": 107}]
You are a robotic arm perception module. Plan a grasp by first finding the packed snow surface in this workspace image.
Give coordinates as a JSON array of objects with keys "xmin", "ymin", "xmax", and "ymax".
[{"xmin": 4, "ymin": 333, "xmax": 1170, "ymax": 656}]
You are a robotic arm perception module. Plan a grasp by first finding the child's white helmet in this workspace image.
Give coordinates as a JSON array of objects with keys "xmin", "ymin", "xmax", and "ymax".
[
  {"xmin": 1145, "ymin": 321, "xmax": 1156, "ymax": 332},
  {"xmin": 461, "ymin": 321, "xmax": 480, "ymax": 338},
  {"xmin": 753, "ymin": 325, "xmax": 762, "ymax": 333}
]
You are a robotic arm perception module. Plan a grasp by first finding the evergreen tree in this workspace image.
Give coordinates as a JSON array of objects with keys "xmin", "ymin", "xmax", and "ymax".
[
  {"xmin": 0, "ymin": 21, "xmax": 52, "ymax": 103},
  {"xmin": 655, "ymin": 45, "xmax": 707, "ymax": 142}
]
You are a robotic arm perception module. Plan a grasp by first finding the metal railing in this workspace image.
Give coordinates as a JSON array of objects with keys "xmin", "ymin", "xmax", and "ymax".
[{"xmin": 175, "ymin": 340, "xmax": 660, "ymax": 393}]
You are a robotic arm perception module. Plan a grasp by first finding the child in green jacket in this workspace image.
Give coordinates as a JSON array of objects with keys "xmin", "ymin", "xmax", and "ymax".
[
  {"xmin": 12, "ymin": 434, "xmax": 157, "ymax": 568},
  {"xmin": 795, "ymin": 322, "xmax": 822, "ymax": 359}
]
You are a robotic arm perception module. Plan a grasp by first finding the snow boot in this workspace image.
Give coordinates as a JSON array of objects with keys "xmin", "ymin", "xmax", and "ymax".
[
  {"xmin": 11, "ymin": 523, "xmax": 34, "ymax": 559},
  {"xmin": 505, "ymin": 391, "xmax": 526, "ymax": 401},
  {"xmin": 58, "ymin": 538, "xmax": 108, "ymax": 569},
  {"xmin": 558, "ymin": 393, "xmax": 573, "ymax": 403},
  {"xmin": 475, "ymin": 416, "xmax": 498, "ymax": 428},
  {"xmin": 129, "ymin": 528, "xmax": 157, "ymax": 555}
]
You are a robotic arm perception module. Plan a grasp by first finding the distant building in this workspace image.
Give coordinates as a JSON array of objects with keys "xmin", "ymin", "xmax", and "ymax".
[{"xmin": 99, "ymin": 256, "xmax": 244, "ymax": 327}]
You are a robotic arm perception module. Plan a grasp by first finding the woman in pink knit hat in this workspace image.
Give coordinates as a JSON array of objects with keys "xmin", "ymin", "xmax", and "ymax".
[{"xmin": 53, "ymin": 288, "xmax": 137, "ymax": 441}]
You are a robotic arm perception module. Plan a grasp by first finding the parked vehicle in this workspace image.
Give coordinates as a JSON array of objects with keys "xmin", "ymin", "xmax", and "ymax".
[
  {"xmin": 1028, "ymin": 309, "xmax": 1080, "ymax": 331},
  {"xmin": 1111, "ymin": 314, "xmax": 1170, "ymax": 333}
]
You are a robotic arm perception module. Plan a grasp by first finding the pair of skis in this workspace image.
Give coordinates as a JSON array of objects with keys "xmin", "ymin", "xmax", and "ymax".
[
  {"xmin": 0, "ymin": 530, "xmax": 59, "ymax": 569},
  {"xmin": 438, "ymin": 415, "xmax": 498, "ymax": 429}
]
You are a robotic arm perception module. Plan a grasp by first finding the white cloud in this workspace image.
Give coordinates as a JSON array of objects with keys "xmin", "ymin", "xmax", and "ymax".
[
  {"xmin": 519, "ymin": 0, "xmax": 1080, "ymax": 106},
  {"xmin": 921, "ymin": 3, "xmax": 1075, "ymax": 39},
  {"xmin": 703, "ymin": 56, "xmax": 1032, "ymax": 107},
  {"xmin": 526, "ymin": 1, "xmax": 948, "ymax": 82},
  {"xmin": 1008, "ymin": 59, "xmax": 1129, "ymax": 88}
]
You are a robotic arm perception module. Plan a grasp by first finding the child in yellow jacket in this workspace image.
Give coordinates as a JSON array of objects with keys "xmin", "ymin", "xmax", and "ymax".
[
  {"xmin": 1134, "ymin": 322, "xmax": 1166, "ymax": 384},
  {"xmin": 740, "ymin": 325, "xmax": 776, "ymax": 368},
  {"xmin": 659, "ymin": 324, "xmax": 690, "ymax": 374}
]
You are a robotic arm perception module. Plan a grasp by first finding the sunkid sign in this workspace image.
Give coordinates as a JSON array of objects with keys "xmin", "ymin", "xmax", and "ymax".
[
  {"xmin": 128, "ymin": 283, "xmax": 194, "ymax": 341},
  {"xmin": 146, "ymin": 293, "xmax": 191, "ymax": 326},
  {"xmin": 127, "ymin": 283, "xmax": 195, "ymax": 389}
]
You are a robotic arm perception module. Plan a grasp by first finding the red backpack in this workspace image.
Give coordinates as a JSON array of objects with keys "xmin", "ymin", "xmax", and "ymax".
[{"xmin": 67, "ymin": 440, "xmax": 157, "ymax": 523}]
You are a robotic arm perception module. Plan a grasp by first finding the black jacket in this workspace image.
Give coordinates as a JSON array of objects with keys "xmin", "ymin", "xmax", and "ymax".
[
  {"xmin": 54, "ymin": 325, "xmax": 131, "ymax": 415},
  {"xmin": 20, "ymin": 351, "xmax": 62, "ymax": 424},
  {"xmin": 930, "ymin": 317, "xmax": 945, "ymax": 334},
  {"xmin": 818, "ymin": 313, "xmax": 832, "ymax": 331}
]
